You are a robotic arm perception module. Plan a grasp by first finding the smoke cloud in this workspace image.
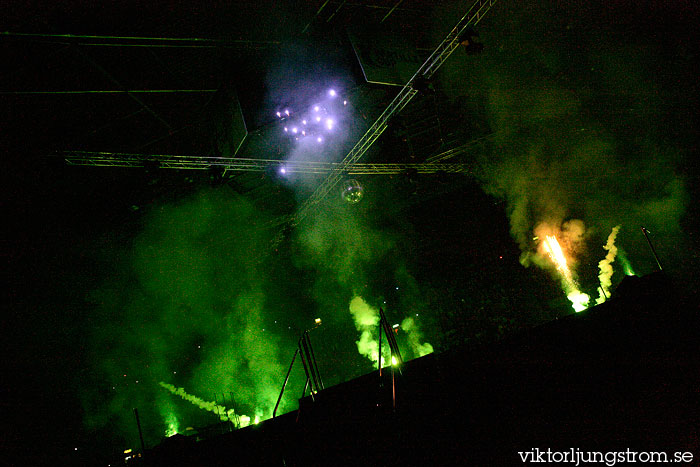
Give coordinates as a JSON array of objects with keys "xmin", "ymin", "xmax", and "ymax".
[
  {"xmin": 159, "ymin": 382, "xmax": 242, "ymax": 425},
  {"xmin": 81, "ymin": 188, "xmax": 294, "ymax": 446},
  {"xmin": 437, "ymin": 0, "xmax": 692, "ymax": 301},
  {"xmin": 400, "ymin": 317, "xmax": 434, "ymax": 358},
  {"xmin": 348, "ymin": 296, "xmax": 381, "ymax": 364}
]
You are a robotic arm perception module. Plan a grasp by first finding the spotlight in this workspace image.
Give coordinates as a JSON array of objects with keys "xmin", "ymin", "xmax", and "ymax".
[
  {"xmin": 284, "ymin": 127, "xmax": 288, "ymax": 132},
  {"xmin": 276, "ymin": 111, "xmax": 281, "ymax": 118},
  {"xmin": 302, "ymin": 130, "xmax": 306, "ymax": 136},
  {"xmin": 315, "ymin": 116, "xmax": 321, "ymax": 122},
  {"xmin": 328, "ymin": 89, "xmax": 336, "ymax": 97},
  {"xmin": 279, "ymin": 167, "xmax": 287, "ymax": 175},
  {"xmin": 343, "ymin": 100, "xmax": 347, "ymax": 106},
  {"xmin": 326, "ymin": 118, "xmax": 334, "ymax": 130},
  {"xmin": 302, "ymin": 119, "xmax": 307, "ymax": 125},
  {"xmin": 284, "ymin": 109, "xmax": 290, "ymax": 116},
  {"xmin": 313, "ymin": 106, "xmax": 320, "ymax": 112},
  {"xmin": 292, "ymin": 127, "xmax": 298, "ymax": 134},
  {"xmin": 317, "ymin": 136, "xmax": 323, "ymax": 143}
]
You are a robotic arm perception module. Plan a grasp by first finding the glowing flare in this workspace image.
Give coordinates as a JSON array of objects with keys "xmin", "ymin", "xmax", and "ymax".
[
  {"xmin": 568, "ymin": 291, "xmax": 590, "ymax": 312},
  {"xmin": 165, "ymin": 413, "xmax": 179, "ymax": 437},
  {"xmin": 618, "ymin": 249, "xmax": 636, "ymax": 276},
  {"xmin": 541, "ymin": 235, "xmax": 589, "ymax": 312},
  {"xmin": 542, "ymin": 235, "xmax": 573, "ymax": 282}
]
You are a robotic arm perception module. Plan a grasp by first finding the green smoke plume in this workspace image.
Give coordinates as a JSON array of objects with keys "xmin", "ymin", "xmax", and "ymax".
[
  {"xmin": 618, "ymin": 248, "xmax": 636, "ymax": 277},
  {"xmin": 348, "ymin": 296, "xmax": 382, "ymax": 364},
  {"xmin": 159, "ymin": 382, "xmax": 244, "ymax": 426},
  {"xmin": 400, "ymin": 317, "xmax": 434, "ymax": 357},
  {"xmin": 81, "ymin": 188, "xmax": 295, "ymax": 448}
]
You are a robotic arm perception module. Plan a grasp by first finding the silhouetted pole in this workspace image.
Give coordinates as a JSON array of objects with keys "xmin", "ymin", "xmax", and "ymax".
[
  {"xmin": 274, "ymin": 347, "xmax": 299, "ymax": 417},
  {"xmin": 133, "ymin": 408, "xmax": 146, "ymax": 459},
  {"xmin": 641, "ymin": 227, "xmax": 663, "ymax": 271},
  {"xmin": 378, "ymin": 319, "xmax": 383, "ymax": 387}
]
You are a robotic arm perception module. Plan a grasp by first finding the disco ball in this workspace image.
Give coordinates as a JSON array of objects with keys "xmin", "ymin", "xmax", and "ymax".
[{"xmin": 341, "ymin": 179, "xmax": 364, "ymax": 203}]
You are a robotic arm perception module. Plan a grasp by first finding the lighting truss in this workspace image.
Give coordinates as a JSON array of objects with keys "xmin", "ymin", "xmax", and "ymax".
[
  {"xmin": 61, "ymin": 150, "xmax": 474, "ymax": 175},
  {"xmin": 292, "ymin": 0, "xmax": 497, "ymax": 226}
]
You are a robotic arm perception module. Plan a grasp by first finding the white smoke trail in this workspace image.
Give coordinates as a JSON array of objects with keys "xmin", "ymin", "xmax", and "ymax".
[
  {"xmin": 400, "ymin": 317, "xmax": 434, "ymax": 357},
  {"xmin": 596, "ymin": 225, "xmax": 621, "ymax": 304},
  {"xmin": 159, "ymin": 382, "xmax": 248, "ymax": 427},
  {"xmin": 348, "ymin": 296, "xmax": 381, "ymax": 364}
]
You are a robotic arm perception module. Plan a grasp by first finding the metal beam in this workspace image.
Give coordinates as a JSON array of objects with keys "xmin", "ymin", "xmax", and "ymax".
[
  {"xmin": 61, "ymin": 150, "xmax": 474, "ymax": 175},
  {"xmin": 1, "ymin": 31, "xmax": 281, "ymax": 49},
  {"xmin": 291, "ymin": 0, "xmax": 497, "ymax": 226},
  {"xmin": 0, "ymin": 89, "xmax": 217, "ymax": 95}
]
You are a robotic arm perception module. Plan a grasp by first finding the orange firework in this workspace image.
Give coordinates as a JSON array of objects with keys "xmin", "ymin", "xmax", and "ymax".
[
  {"xmin": 541, "ymin": 234, "xmax": 589, "ymax": 312},
  {"xmin": 542, "ymin": 235, "xmax": 573, "ymax": 282}
]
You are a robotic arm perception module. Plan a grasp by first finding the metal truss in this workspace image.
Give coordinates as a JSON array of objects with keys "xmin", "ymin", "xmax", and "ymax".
[
  {"xmin": 292, "ymin": 0, "xmax": 497, "ymax": 225},
  {"xmin": 61, "ymin": 150, "xmax": 473, "ymax": 175}
]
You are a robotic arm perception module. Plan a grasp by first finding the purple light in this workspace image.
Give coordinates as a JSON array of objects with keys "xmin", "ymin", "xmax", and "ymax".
[
  {"xmin": 343, "ymin": 100, "xmax": 347, "ymax": 106},
  {"xmin": 326, "ymin": 118, "xmax": 334, "ymax": 130},
  {"xmin": 284, "ymin": 109, "xmax": 290, "ymax": 116},
  {"xmin": 276, "ymin": 111, "xmax": 281, "ymax": 118},
  {"xmin": 313, "ymin": 106, "xmax": 320, "ymax": 112},
  {"xmin": 317, "ymin": 136, "xmax": 323, "ymax": 143},
  {"xmin": 329, "ymin": 89, "xmax": 336, "ymax": 97},
  {"xmin": 284, "ymin": 127, "xmax": 288, "ymax": 132},
  {"xmin": 292, "ymin": 127, "xmax": 298, "ymax": 134},
  {"xmin": 302, "ymin": 130, "xmax": 306, "ymax": 136},
  {"xmin": 315, "ymin": 116, "xmax": 321, "ymax": 122},
  {"xmin": 302, "ymin": 120, "xmax": 307, "ymax": 125},
  {"xmin": 280, "ymin": 167, "xmax": 287, "ymax": 175}
]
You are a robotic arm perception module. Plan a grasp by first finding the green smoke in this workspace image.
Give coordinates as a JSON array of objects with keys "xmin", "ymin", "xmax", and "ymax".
[
  {"xmin": 159, "ymin": 382, "xmax": 242, "ymax": 425},
  {"xmin": 348, "ymin": 296, "xmax": 382, "ymax": 364},
  {"xmin": 164, "ymin": 412, "xmax": 179, "ymax": 437},
  {"xmin": 400, "ymin": 317, "xmax": 434, "ymax": 357},
  {"xmin": 81, "ymin": 188, "xmax": 297, "ymax": 447},
  {"xmin": 618, "ymin": 248, "xmax": 636, "ymax": 276}
]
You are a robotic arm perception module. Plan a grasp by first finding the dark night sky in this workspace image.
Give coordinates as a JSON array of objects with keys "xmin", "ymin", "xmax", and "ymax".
[{"xmin": 2, "ymin": 1, "xmax": 699, "ymax": 465}]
